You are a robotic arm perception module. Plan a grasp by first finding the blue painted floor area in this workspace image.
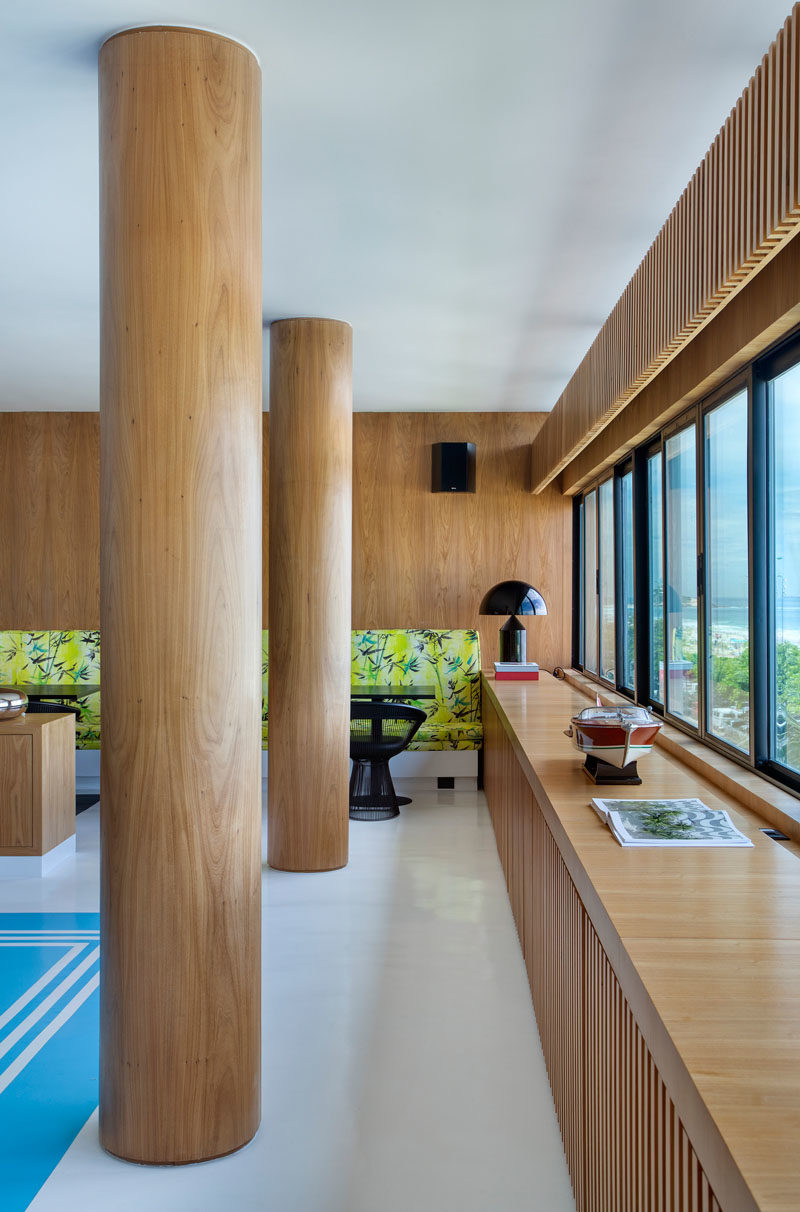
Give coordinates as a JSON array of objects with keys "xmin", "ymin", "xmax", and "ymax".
[{"xmin": 0, "ymin": 913, "xmax": 100, "ymax": 1211}]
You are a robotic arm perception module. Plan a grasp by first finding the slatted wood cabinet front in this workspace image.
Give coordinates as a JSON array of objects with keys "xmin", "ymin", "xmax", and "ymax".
[{"xmin": 484, "ymin": 689, "xmax": 726, "ymax": 1212}]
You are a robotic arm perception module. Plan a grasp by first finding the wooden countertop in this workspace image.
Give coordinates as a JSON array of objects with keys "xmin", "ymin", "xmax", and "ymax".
[
  {"xmin": 0, "ymin": 711, "xmax": 77, "ymax": 733},
  {"xmin": 482, "ymin": 671, "xmax": 800, "ymax": 1212}
]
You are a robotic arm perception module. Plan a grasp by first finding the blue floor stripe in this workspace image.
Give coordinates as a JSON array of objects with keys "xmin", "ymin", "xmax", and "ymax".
[{"xmin": 0, "ymin": 913, "xmax": 100, "ymax": 1211}]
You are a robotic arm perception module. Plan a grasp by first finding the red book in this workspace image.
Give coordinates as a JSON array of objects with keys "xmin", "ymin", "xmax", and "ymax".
[{"xmin": 494, "ymin": 670, "xmax": 539, "ymax": 681}]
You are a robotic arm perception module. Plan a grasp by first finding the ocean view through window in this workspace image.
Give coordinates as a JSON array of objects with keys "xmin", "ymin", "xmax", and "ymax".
[
  {"xmin": 573, "ymin": 325, "xmax": 800, "ymax": 800},
  {"xmin": 705, "ymin": 390, "xmax": 750, "ymax": 754}
]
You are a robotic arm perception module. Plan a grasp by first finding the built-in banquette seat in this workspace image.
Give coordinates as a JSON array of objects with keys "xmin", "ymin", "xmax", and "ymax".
[
  {"xmin": 0, "ymin": 628, "xmax": 483, "ymax": 755},
  {"xmin": 349, "ymin": 629, "xmax": 482, "ymax": 751}
]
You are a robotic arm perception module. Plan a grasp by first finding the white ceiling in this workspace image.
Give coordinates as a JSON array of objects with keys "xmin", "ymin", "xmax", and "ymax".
[{"xmin": 0, "ymin": 1, "xmax": 794, "ymax": 413}]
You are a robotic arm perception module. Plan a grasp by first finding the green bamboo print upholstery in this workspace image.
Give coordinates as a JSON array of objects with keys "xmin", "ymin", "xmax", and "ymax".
[
  {"xmin": 0, "ymin": 630, "xmax": 100, "ymax": 748},
  {"xmin": 351, "ymin": 629, "xmax": 482, "ymax": 750},
  {"xmin": 0, "ymin": 628, "xmax": 480, "ymax": 754}
]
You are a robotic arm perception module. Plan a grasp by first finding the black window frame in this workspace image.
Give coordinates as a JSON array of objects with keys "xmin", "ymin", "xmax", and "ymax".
[
  {"xmin": 614, "ymin": 458, "xmax": 635, "ymax": 699},
  {"xmin": 572, "ymin": 323, "xmax": 800, "ymax": 801},
  {"xmin": 753, "ymin": 335, "xmax": 800, "ymax": 794}
]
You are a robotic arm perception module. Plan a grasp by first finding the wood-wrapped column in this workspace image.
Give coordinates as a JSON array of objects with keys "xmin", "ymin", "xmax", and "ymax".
[
  {"xmin": 268, "ymin": 319, "xmax": 352, "ymax": 872},
  {"xmin": 98, "ymin": 27, "xmax": 262, "ymax": 1163}
]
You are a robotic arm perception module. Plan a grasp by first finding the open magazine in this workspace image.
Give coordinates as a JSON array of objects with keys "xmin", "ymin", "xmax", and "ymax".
[{"xmin": 591, "ymin": 797, "xmax": 753, "ymax": 847}]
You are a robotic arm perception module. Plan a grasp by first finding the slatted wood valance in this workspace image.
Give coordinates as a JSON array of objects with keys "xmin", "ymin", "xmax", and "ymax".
[{"xmin": 531, "ymin": 5, "xmax": 800, "ymax": 493}]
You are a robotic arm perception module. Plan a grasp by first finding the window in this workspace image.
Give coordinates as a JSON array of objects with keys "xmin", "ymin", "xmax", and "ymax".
[
  {"xmin": 664, "ymin": 424, "xmax": 698, "ymax": 727},
  {"xmin": 599, "ymin": 479, "xmax": 615, "ymax": 682},
  {"xmin": 573, "ymin": 329, "xmax": 800, "ymax": 798},
  {"xmin": 583, "ymin": 489, "xmax": 598, "ymax": 675},
  {"xmin": 572, "ymin": 330, "xmax": 800, "ymax": 796},
  {"xmin": 647, "ymin": 451, "xmax": 664, "ymax": 703},
  {"xmin": 704, "ymin": 390, "xmax": 749, "ymax": 753},
  {"xmin": 768, "ymin": 359, "xmax": 800, "ymax": 774},
  {"xmin": 618, "ymin": 466, "xmax": 635, "ymax": 692},
  {"xmin": 577, "ymin": 498, "xmax": 584, "ymax": 667}
]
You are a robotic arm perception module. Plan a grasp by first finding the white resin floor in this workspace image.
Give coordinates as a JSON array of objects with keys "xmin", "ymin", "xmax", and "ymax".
[{"xmin": 10, "ymin": 785, "xmax": 575, "ymax": 1212}]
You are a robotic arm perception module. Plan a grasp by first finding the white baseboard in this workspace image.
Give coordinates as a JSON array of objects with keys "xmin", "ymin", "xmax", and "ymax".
[
  {"xmin": 80, "ymin": 747, "xmax": 477, "ymax": 793},
  {"xmin": 387, "ymin": 750, "xmax": 478, "ymax": 778},
  {"xmin": 0, "ymin": 834, "xmax": 76, "ymax": 879}
]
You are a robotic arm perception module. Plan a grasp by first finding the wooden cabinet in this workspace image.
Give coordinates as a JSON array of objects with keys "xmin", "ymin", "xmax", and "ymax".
[
  {"xmin": 0, "ymin": 712, "xmax": 75, "ymax": 863},
  {"xmin": 0, "ymin": 734, "xmax": 33, "ymax": 847},
  {"xmin": 482, "ymin": 673, "xmax": 800, "ymax": 1212}
]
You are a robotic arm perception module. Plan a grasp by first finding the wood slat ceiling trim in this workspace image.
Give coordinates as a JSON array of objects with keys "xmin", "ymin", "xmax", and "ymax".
[{"xmin": 530, "ymin": 5, "xmax": 800, "ymax": 494}]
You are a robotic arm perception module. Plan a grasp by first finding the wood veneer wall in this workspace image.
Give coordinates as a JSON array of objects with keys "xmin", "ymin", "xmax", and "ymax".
[
  {"xmin": 0, "ymin": 411, "xmax": 572, "ymax": 670},
  {"xmin": 350, "ymin": 413, "xmax": 571, "ymax": 670},
  {"xmin": 0, "ymin": 413, "xmax": 99, "ymax": 628},
  {"xmin": 531, "ymin": 4, "xmax": 800, "ymax": 494}
]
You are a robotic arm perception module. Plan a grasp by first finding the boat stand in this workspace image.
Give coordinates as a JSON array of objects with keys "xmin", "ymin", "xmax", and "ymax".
[{"xmin": 582, "ymin": 754, "xmax": 642, "ymax": 785}]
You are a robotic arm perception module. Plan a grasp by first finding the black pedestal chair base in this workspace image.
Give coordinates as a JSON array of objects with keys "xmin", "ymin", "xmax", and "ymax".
[{"xmin": 349, "ymin": 701, "xmax": 427, "ymax": 821}]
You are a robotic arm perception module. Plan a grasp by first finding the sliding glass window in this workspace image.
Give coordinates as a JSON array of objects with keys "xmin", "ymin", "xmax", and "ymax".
[
  {"xmin": 583, "ymin": 488, "xmax": 598, "ymax": 675},
  {"xmin": 599, "ymin": 479, "xmax": 616, "ymax": 683},
  {"xmin": 768, "ymin": 359, "xmax": 800, "ymax": 774},
  {"xmin": 704, "ymin": 390, "xmax": 750, "ymax": 753},
  {"xmin": 664, "ymin": 424, "xmax": 699, "ymax": 727},
  {"xmin": 577, "ymin": 498, "xmax": 585, "ymax": 668},
  {"xmin": 617, "ymin": 466, "xmax": 635, "ymax": 693},
  {"xmin": 572, "ymin": 328, "xmax": 800, "ymax": 798},
  {"xmin": 576, "ymin": 478, "xmax": 617, "ymax": 687},
  {"xmin": 647, "ymin": 450, "xmax": 664, "ymax": 704}
]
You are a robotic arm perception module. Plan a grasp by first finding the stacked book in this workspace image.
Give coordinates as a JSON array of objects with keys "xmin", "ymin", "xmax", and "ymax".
[
  {"xmin": 494, "ymin": 661, "xmax": 539, "ymax": 681},
  {"xmin": 591, "ymin": 797, "xmax": 753, "ymax": 847}
]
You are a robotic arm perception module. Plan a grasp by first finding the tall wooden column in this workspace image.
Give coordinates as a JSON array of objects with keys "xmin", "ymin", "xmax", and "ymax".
[
  {"xmin": 268, "ymin": 319, "xmax": 352, "ymax": 872},
  {"xmin": 98, "ymin": 28, "xmax": 262, "ymax": 1164}
]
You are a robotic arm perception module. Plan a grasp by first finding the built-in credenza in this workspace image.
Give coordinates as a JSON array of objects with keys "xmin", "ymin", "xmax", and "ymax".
[
  {"xmin": 483, "ymin": 673, "xmax": 800, "ymax": 1212},
  {"xmin": 0, "ymin": 711, "xmax": 75, "ymax": 875}
]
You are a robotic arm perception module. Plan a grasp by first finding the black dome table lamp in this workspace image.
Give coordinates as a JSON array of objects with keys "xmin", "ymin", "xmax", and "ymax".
[{"xmin": 479, "ymin": 580, "xmax": 548, "ymax": 663}]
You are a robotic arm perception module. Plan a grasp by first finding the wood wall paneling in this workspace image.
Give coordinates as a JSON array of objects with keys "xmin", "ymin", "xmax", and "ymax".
[
  {"xmin": 2, "ymin": 410, "xmax": 572, "ymax": 671},
  {"xmin": 0, "ymin": 413, "xmax": 99, "ymax": 629},
  {"xmin": 351, "ymin": 413, "xmax": 572, "ymax": 670},
  {"xmin": 531, "ymin": 6, "xmax": 800, "ymax": 493}
]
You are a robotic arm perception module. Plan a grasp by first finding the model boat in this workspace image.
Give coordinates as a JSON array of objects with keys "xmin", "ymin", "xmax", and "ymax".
[{"xmin": 565, "ymin": 705, "xmax": 662, "ymax": 784}]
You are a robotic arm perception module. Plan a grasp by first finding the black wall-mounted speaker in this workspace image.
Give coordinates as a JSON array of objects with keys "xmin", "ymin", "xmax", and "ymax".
[{"xmin": 431, "ymin": 442, "xmax": 476, "ymax": 493}]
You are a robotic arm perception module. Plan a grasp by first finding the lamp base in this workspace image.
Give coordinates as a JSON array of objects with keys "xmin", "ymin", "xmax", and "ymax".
[{"xmin": 499, "ymin": 615, "xmax": 527, "ymax": 663}]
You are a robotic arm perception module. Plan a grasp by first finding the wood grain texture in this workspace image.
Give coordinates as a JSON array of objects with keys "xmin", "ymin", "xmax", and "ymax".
[
  {"xmin": 561, "ymin": 229, "xmax": 800, "ymax": 494},
  {"xmin": 0, "ymin": 413, "xmax": 99, "ymax": 628},
  {"xmin": 39, "ymin": 711, "xmax": 75, "ymax": 853},
  {"xmin": 0, "ymin": 734, "xmax": 32, "ymax": 849},
  {"xmin": 352, "ymin": 413, "xmax": 572, "ymax": 670},
  {"xmin": 0, "ymin": 712, "xmax": 74, "ymax": 855},
  {"xmin": 99, "ymin": 27, "xmax": 262, "ymax": 1164},
  {"xmin": 531, "ymin": 6, "xmax": 800, "ymax": 493},
  {"xmin": 267, "ymin": 319, "xmax": 352, "ymax": 872},
  {"xmin": 0, "ymin": 410, "xmax": 570, "ymax": 671},
  {"xmin": 483, "ymin": 672, "xmax": 800, "ymax": 1211}
]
